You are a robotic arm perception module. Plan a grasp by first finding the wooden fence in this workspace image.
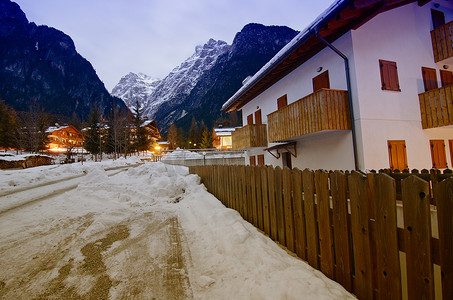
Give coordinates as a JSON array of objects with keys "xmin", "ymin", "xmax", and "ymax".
[{"xmin": 188, "ymin": 165, "xmax": 453, "ymax": 300}]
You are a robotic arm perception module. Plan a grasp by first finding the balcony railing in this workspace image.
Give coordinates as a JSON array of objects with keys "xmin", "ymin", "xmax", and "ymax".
[
  {"xmin": 267, "ymin": 88, "xmax": 351, "ymax": 142},
  {"xmin": 431, "ymin": 20, "xmax": 453, "ymax": 62},
  {"xmin": 232, "ymin": 124, "xmax": 267, "ymax": 150},
  {"xmin": 418, "ymin": 85, "xmax": 453, "ymax": 129}
]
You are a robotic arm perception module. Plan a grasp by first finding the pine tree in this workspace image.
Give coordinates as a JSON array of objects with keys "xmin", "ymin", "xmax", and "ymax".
[
  {"xmin": 132, "ymin": 101, "xmax": 150, "ymax": 153},
  {"xmin": 200, "ymin": 127, "xmax": 213, "ymax": 149},
  {"xmin": 0, "ymin": 99, "xmax": 16, "ymax": 150},
  {"xmin": 167, "ymin": 123, "xmax": 178, "ymax": 150},
  {"xmin": 188, "ymin": 116, "xmax": 199, "ymax": 149},
  {"xmin": 84, "ymin": 106, "xmax": 102, "ymax": 160}
]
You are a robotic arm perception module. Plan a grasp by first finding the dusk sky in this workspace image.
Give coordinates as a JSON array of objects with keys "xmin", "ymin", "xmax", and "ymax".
[{"xmin": 15, "ymin": 0, "xmax": 335, "ymax": 91}]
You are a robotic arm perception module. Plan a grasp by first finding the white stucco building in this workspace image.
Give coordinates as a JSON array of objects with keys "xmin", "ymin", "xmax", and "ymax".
[{"xmin": 222, "ymin": 0, "xmax": 453, "ymax": 171}]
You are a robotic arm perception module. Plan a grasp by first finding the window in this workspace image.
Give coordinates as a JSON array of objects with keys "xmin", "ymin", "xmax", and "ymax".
[
  {"xmin": 432, "ymin": 9, "xmax": 445, "ymax": 29},
  {"xmin": 379, "ymin": 60, "xmax": 400, "ymax": 91},
  {"xmin": 250, "ymin": 156, "xmax": 256, "ymax": 166},
  {"xmin": 440, "ymin": 70, "xmax": 453, "ymax": 87},
  {"xmin": 257, "ymin": 154, "xmax": 265, "ymax": 166},
  {"xmin": 277, "ymin": 94, "xmax": 288, "ymax": 110},
  {"xmin": 430, "ymin": 140, "xmax": 447, "ymax": 169},
  {"xmin": 422, "ymin": 67, "xmax": 438, "ymax": 91},
  {"xmin": 312, "ymin": 70, "xmax": 330, "ymax": 93},
  {"xmin": 388, "ymin": 140, "xmax": 408, "ymax": 171},
  {"xmin": 247, "ymin": 113, "xmax": 254, "ymax": 125},
  {"xmin": 255, "ymin": 109, "xmax": 262, "ymax": 125}
]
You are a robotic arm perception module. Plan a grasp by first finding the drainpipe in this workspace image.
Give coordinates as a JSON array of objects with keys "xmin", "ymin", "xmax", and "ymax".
[{"xmin": 315, "ymin": 29, "xmax": 359, "ymax": 171}]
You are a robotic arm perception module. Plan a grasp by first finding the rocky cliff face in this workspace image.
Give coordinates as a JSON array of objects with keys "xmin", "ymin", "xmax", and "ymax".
[
  {"xmin": 113, "ymin": 23, "xmax": 298, "ymax": 132},
  {"xmin": 111, "ymin": 72, "xmax": 161, "ymax": 108},
  {"xmin": 0, "ymin": 0, "xmax": 125, "ymax": 120}
]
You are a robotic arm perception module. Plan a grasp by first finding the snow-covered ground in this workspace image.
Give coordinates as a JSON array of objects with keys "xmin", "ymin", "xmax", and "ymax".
[{"xmin": 0, "ymin": 157, "xmax": 354, "ymax": 299}]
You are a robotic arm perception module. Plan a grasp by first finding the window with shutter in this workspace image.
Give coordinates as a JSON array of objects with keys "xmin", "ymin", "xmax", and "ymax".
[
  {"xmin": 257, "ymin": 154, "xmax": 265, "ymax": 166},
  {"xmin": 379, "ymin": 60, "xmax": 401, "ymax": 91},
  {"xmin": 430, "ymin": 140, "xmax": 447, "ymax": 169},
  {"xmin": 255, "ymin": 109, "xmax": 262, "ymax": 125},
  {"xmin": 247, "ymin": 114, "xmax": 254, "ymax": 125},
  {"xmin": 422, "ymin": 67, "xmax": 438, "ymax": 91},
  {"xmin": 250, "ymin": 156, "xmax": 256, "ymax": 166},
  {"xmin": 388, "ymin": 140, "xmax": 408, "ymax": 171},
  {"xmin": 312, "ymin": 70, "xmax": 330, "ymax": 93},
  {"xmin": 277, "ymin": 94, "xmax": 288, "ymax": 110},
  {"xmin": 440, "ymin": 70, "xmax": 453, "ymax": 87},
  {"xmin": 432, "ymin": 9, "xmax": 445, "ymax": 29}
]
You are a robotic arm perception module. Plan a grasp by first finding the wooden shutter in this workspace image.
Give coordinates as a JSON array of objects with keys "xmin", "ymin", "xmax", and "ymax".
[
  {"xmin": 388, "ymin": 140, "xmax": 408, "ymax": 171},
  {"xmin": 432, "ymin": 9, "xmax": 445, "ymax": 29},
  {"xmin": 250, "ymin": 155, "xmax": 256, "ymax": 166},
  {"xmin": 257, "ymin": 154, "xmax": 265, "ymax": 166},
  {"xmin": 312, "ymin": 70, "xmax": 330, "ymax": 93},
  {"xmin": 422, "ymin": 67, "xmax": 438, "ymax": 91},
  {"xmin": 379, "ymin": 60, "xmax": 400, "ymax": 91},
  {"xmin": 440, "ymin": 70, "xmax": 453, "ymax": 87},
  {"xmin": 430, "ymin": 140, "xmax": 447, "ymax": 169},
  {"xmin": 255, "ymin": 109, "xmax": 262, "ymax": 125},
  {"xmin": 277, "ymin": 94, "xmax": 288, "ymax": 110},
  {"xmin": 247, "ymin": 113, "xmax": 254, "ymax": 125}
]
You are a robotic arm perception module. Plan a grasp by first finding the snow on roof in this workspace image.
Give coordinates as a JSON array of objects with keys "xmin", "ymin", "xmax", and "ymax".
[
  {"xmin": 221, "ymin": 0, "xmax": 348, "ymax": 112},
  {"xmin": 213, "ymin": 127, "xmax": 236, "ymax": 136},
  {"xmin": 45, "ymin": 125, "xmax": 71, "ymax": 133}
]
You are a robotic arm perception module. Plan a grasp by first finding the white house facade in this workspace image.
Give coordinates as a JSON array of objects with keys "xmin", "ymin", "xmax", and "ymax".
[{"xmin": 222, "ymin": 0, "xmax": 453, "ymax": 171}]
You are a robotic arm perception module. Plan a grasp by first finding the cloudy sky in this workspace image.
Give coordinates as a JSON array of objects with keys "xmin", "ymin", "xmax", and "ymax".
[{"xmin": 16, "ymin": 0, "xmax": 335, "ymax": 91}]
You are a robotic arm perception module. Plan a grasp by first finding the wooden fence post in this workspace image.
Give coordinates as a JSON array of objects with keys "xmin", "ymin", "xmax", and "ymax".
[
  {"xmin": 303, "ymin": 169, "xmax": 319, "ymax": 269},
  {"xmin": 349, "ymin": 171, "xmax": 374, "ymax": 299},
  {"xmin": 330, "ymin": 170, "xmax": 353, "ymax": 292},
  {"xmin": 402, "ymin": 175, "xmax": 434, "ymax": 300},
  {"xmin": 373, "ymin": 173, "xmax": 402, "ymax": 300},
  {"xmin": 283, "ymin": 167, "xmax": 295, "ymax": 252},
  {"xmin": 315, "ymin": 170, "xmax": 334, "ymax": 279},
  {"xmin": 292, "ymin": 168, "xmax": 306, "ymax": 260},
  {"xmin": 435, "ymin": 178, "xmax": 453, "ymax": 300}
]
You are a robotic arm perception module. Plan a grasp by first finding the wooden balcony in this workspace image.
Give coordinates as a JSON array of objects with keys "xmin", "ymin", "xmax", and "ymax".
[
  {"xmin": 418, "ymin": 85, "xmax": 453, "ymax": 129},
  {"xmin": 267, "ymin": 89, "xmax": 351, "ymax": 142},
  {"xmin": 431, "ymin": 20, "xmax": 453, "ymax": 62},
  {"xmin": 232, "ymin": 124, "xmax": 267, "ymax": 150}
]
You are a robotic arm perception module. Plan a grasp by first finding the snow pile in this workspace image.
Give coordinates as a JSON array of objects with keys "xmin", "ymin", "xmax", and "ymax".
[{"xmin": 162, "ymin": 149, "xmax": 204, "ymax": 160}]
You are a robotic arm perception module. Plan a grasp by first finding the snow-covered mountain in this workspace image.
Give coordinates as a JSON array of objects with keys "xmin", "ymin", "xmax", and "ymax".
[
  {"xmin": 111, "ymin": 72, "xmax": 161, "ymax": 108},
  {"xmin": 112, "ymin": 24, "xmax": 298, "ymax": 133},
  {"xmin": 113, "ymin": 39, "xmax": 230, "ymax": 119}
]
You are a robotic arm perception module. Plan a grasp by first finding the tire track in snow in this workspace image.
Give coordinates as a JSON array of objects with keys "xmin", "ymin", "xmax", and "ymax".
[{"xmin": 0, "ymin": 164, "xmax": 139, "ymax": 215}]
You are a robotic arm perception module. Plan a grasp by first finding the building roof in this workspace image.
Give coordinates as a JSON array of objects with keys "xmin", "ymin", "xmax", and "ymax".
[{"xmin": 221, "ymin": 0, "xmax": 426, "ymax": 112}]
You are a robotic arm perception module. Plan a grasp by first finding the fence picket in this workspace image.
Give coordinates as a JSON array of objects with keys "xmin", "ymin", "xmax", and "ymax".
[
  {"xmin": 267, "ymin": 166, "xmax": 278, "ymax": 241},
  {"xmin": 330, "ymin": 171, "xmax": 353, "ymax": 291},
  {"xmin": 349, "ymin": 171, "xmax": 374, "ymax": 299},
  {"xmin": 303, "ymin": 169, "xmax": 319, "ymax": 269},
  {"xmin": 402, "ymin": 176, "xmax": 434, "ymax": 300},
  {"xmin": 435, "ymin": 178, "xmax": 453, "ymax": 300},
  {"xmin": 275, "ymin": 167, "xmax": 286, "ymax": 246},
  {"xmin": 315, "ymin": 170, "xmax": 334, "ymax": 279},
  {"xmin": 283, "ymin": 167, "xmax": 295, "ymax": 252},
  {"xmin": 255, "ymin": 166, "xmax": 264, "ymax": 231},
  {"xmin": 292, "ymin": 168, "xmax": 307, "ymax": 260},
  {"xmin": 373, "ymin": 174, "xmax": 402, "ymax": 300},
  {"xmin": 261, "ymin": 166, "xmax": 270, "ymax": 235}
]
